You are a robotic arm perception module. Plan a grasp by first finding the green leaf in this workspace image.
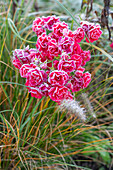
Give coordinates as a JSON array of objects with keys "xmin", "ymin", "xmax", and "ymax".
[{"xmin": 95, "ymin": 147, "xmax": 111, "ymax": 164}]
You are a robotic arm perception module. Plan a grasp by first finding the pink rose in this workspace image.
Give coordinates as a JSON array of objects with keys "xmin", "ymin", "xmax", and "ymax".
[
  {"xmin": 28, "ymin": 52, "xmax": 40, "ymax": 63},
  {"xmin": 29, "ymin": 87, "xmax": 43, "ymax": 99},
  {"xmin": 80, "ymin": 21, "xmax": 95, "ymax": 34},
  {"xmin": 49, "ymin": 86, "xmax": 73, "ymax": 104},
  {"xmin": 75, "ymin": 67, "xmax": 85, "ymax": 78},
  {"xmin": 12, "ymin": 59, "xmax": 23, "ymax": 69},
  {"xmin": 20, "ymin": 64, "xmax": 36, "ymax": 78},
  {"xmin": 70, "ymin": 71, "xmax": 91, "ymax": 91},
  {"xmin": 49, "ymin": 32, "xmax": 59, "ymax": 42},
  {"xmin": 36, "ymin": 33, "xmax": 51, "ymax": 58},
  {"xmin": 39, "ymin": 83, "xmax": 50, "ymax": 96},
  {"xmin": 26, "ymin": 68, "xmax": 47, "ymax": 87},
  {"xmin": 63, "ymin": 28, "xmax": 74, "ymax": 38},
  {"xmin": 58, "ymin": 59, "xmax": 76, "ymax": 73},
  {"xmin": 32, "ymin": 17, "xmax": 45, "ymax": 36},
  {"xmin": 53, "ymin": 22, "xmax": 68, "ymax": 37},
  {"xmin": 80, "ymin": 21, "xmax": 102, "ymax": 43},
  {"xmin": 82, "ymin": 72, "xmax": 91, "ymax": 88},
  {"xmin": 12, "ymin": 46, "xmax": 38, "ymax": 69},
  {"xmin": 59, "ymin": 36, "xmax": 74, "ymax": 54},
  {"xmin": 73, "ymin": 28, "xmax": 85, "ymax": 43},
  {"xmin": 53, "ymin": 60, "xmax": 59, "ymax": 69},
  {"xmin": 12, "ymin": 48, "xmax": 30, "ymax": 69},
  {"xmin": 48, "ymin": 39, "xmax": 60, "ymax": 60},
  {"xmin": 71, "ymin": 42, "xmax": 81, "ymax": 56},
  {"xmin": 28, "ymin": 50, "xmax": 45, "ymax": 63},
  {"xmin": 86, "ymin": 26, "xmax": 102, "ymax": 43},
  {"xmin": 42, "ymin": 16, "xmax": 60, "ymax": 30},
  {"xmin": 48, "ymin": 70, "xmax": 69, "ymax": 86},
  {"xmin": 70, "ymin": 54, "xmax": 82, "ymax": 69},
  {"xmin": 60, "ymin": 53, "xmax": 69, "ymax": 60},
  {"xmin": 80, "ymin": 50, "xmax": 91, "ymax": 66},
  {"xmin": 71, "ymin": 77, "xmax": 83, "ymax": 92}
]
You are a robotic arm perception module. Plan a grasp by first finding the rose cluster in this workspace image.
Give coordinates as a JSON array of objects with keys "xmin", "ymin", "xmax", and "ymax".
[{"xmin": 12, "ymin": 16, "xmax": 102, "ymax": 104}]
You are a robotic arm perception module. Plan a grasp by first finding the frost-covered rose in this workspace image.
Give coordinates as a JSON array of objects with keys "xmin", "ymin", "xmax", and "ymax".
[
  {"xmin": 71, "ymin": 70, "xmax": 91, "ymax": 91},
  {"xmin": 71, "ymin": 77, "xmax": 83, "ymax": 92},
  {"xmin": 70, "ymin": 54, "xmax": 82, "ymax": 69},
  {"xmin": 53, "ymin": 60, "xmax": 59, "ymax": 69},
  {"xmin": 75, "ymin": 67, "xmax": 85, "ymax": 78},
  {"xmin": 58, "ymin": 59, "xmax": 76, "ymax": 73},
  {"xmin": 42, "ymin": 16, "xmax": 60, "ymax": 30},
  {"xmin": 80, "ymin": 50, "xmax": 91, "ymax": 66},
  {"xmin": 71, "ymin": 42, "xmax": 81, "ymax": 56},
  {"xmin": 20, "ymin": 63, "xmax": 37, "ymax": 78},
  {"xmin": 86, "ymin": 26, "xmax": 102, "ymax": 43},
  {"xmin": 49, "ymin": 86, "xmax": 73, "ymax": 103},
  {"xmin": 48, "ymin": 70, "xmax": 69, "ymax": 86},
  {"xmin": 29, "ymin": 87, "xmax": 43, "ymax": 99},
  {"xmin": 59, "ymin": 36, "xmax": 74, "ymax": 54},
  {"xmin": 32, "ymin": 17, "xmax": 45, "ymax": 36},
  {"xmin": 73, "ymin": 28, "xmax": 85, "ymax": 43},
  {"xmin": 26, "ymin": 68, "xmax": 47, "ymax": 87},
  {"xmin": 80, "ymin": 21, "xmax": 95, "ymax": 33},
  {"xmin": 12, "ymin": 48, "xmax": 30, "ymax": 69},
  {"xmin": 82, "ymin": 72, "xmax": 91, "ymax": 88},
  {"xmin": 12, "ymin": 47, "xmax": 38, "ymax": 69},
  {"xmin": 12, "ymin": 59, "xmax": 23, "ymax": 69},
  {"xmin": 36, "ymin": 33, "xmax": 51, "ymax": 59},
  {"xmin": 80, "ymin": 21, "xmax": 102, "ymax": 43},
  {"xmin": 48, "ymin": 39, "xmax": 60, "ymax": 60},
  {"xmin": 39, "ymin": 83, "xmax": 50, "ymax": 96},
  {"xmin": 53, "ymin": 22, "xmax": 68, "ymax": 37}
]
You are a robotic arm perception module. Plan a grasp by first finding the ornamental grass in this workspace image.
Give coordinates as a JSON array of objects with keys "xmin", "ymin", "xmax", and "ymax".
[{"xmin": 0, "ymin": 0, "xmax": 113, "ymax": 169}]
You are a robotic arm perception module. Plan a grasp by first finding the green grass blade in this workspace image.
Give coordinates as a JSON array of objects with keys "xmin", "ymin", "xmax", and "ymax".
[
  {"xmin": 8, "ymin": 18, "xmax": 35, "ymax": 44},
  {"xmin": 54, "ymin": 0, "xmax": 80, "ymax": 26}
]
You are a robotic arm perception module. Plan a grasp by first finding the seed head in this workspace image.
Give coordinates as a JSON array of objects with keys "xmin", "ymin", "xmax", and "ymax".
[
  {"xmin": 60, "ymin": 99, "xmax": 86, "ymax": 122},
  {"xmin": 81, "ymin": 93, "xmax": 96, "ymax": 118}
]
